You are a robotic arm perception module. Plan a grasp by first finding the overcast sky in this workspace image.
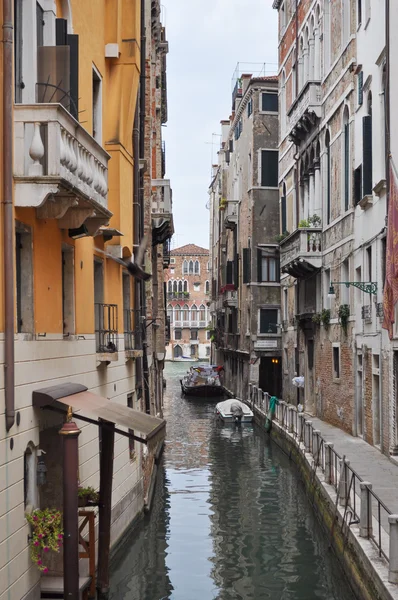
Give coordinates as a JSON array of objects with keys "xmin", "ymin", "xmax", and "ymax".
[{"xmin": 161, "ymin": 0, "xmax": 278, "ymax": 251}]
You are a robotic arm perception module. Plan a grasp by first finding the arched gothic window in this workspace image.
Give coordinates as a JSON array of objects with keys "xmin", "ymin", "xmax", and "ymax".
[
  {"xmin": 194, "ymin": 260, "xmax": 200, "ymax": 274},
  {"xmin": 184, "ymin": 280, "xmax": 188, "ymax": 292},
  {"xmin": 205, "ymin": 280, "xmax": 210, "ymax": 294},
  {"xmin": 174, "ymin": 345, "xmax": 182, "ymax": 358},
  {"xmin": 175, "ymin": 304, "xmax": 181, "ymax": 320},
  {"xmin": 189, "ymin": 260, "xmax": 194, "ymax": 274},
  {"xmin": 191, "ymin": 304, "xmax": 198, "ymax": 321},
  {"xmin": 183, "ymin": 260, "xmax": 188, "ymax": 274},
  {"xmin": 182, "ymin": 304, "xmax": 189, "ymax": 320},
  {"xmin": 178, "ymin": 280, "xmax": 183, "ymax": 292},
  {"xmin": 199, "ymin": 304, "xmax": 206, "ymax": 321},
  {"xmin": 343, "ymin": 106, "xmax": 350, "ymax": 211},
  {"xmin": 167, "ymin": 304, "xmax": 173, "ymax": 323}
]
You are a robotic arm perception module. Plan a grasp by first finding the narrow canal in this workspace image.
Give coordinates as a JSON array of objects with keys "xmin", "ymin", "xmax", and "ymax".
[{"xmin": 110, "ymin": 362, "xmax": 355, "ymax": 600}]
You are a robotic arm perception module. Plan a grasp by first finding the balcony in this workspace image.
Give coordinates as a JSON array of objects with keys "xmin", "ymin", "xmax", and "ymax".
[
  {"xmin": 167, "ymin": 292, "xmax": 190, "ymax": 301},
  {"xmin": 224, "ymin": 201, "xmax": 238, "ymax": 230},
  {"xmin": 95, "ymin": 303, "xmax": 118, "ymax": 362},
  {"xmin": 287, "ymin": 81, "xmax": 322, "ymax": 144},
  {"xmin": 223, "ymin": 289, "xmax": 238, "ymax": 308},
  {"xmin": 152, "ymin": 179, "xmax": 174, "ymax": 244},
  {"xmin": 124, "ymin": 309, "xmax": 143, "ymax": 359},
  {"xmin": 280, "ymin": 228, "xmax": 322, "ymax": 278},
  {"xmin": 14, "ymin": 104, "xmax": 111, "ymax": 235}
]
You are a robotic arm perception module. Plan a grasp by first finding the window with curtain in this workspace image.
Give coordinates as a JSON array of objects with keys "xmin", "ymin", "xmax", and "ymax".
[
  {"xmin": 189, "ymin": 260, "xmax": 194, "ymax": 274},
  {"xmin": 182, "ymin": 304, "xmax": 189, "ymax": 320},
  {"xmin": 257, "ymin": 250, "xmax": 279, "ymax": 282},
  {"xmin": 175, "ymin": 305, "xmax": 181, "ymax": 320},
  {"xmin": 194, "ymin": 260, "xmax": 200, "ymax": 274},
  {"xmin": 199, "ymin": 305, "xmax": 206, "ymax": 320},
  {"xmin": 167, "ymin": 304, "xmax": 173, "ymax": 323},
  {"xmin": 191, "ymin": 305, "xmax": 198, "ymax": 321},
  {"xmin": 183, "ymin": 260, "xmax": 188, "ymax": 274}
]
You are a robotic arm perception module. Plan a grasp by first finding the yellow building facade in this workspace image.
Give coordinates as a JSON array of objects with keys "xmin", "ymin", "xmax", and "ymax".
[{"xmin": 0, "ymin": 0, "xmax": 169, "ymax": 598}]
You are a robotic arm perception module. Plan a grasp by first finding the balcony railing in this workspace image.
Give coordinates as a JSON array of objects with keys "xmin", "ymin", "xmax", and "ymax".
[
  {"xmin": 14, "ymin": 104, "xmax": 110, "ymax": 234},
  {"xmin": 280, "ymin": 227, "xmax": 322, "ymax": 278},
  {"xmin": 167, "ymin": 292, "xmax": 190, "ymax": 300},
  {"xmin": 124, "ymin": 309, "xmax": 142, "ymax": 352},
  {"xmin": 95, "ymin": 303, "xmax": 118, "ymax": 354}
]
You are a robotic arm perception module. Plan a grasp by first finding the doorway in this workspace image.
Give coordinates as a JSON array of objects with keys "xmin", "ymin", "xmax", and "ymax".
[{"xmin": 259, "ymin": 357, "xmax": 282, "ymax": 398}]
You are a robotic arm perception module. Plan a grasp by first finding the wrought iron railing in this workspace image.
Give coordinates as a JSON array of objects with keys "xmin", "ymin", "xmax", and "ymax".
[
  {"xmin": 247, "ymin": 386, "xmax": 392, "ymax": 564},
  {"xmin": 95, "ymin": 303, "xmax": 118, "ymax": 353},
  {"xmin": 124, "ymin": 308, "xmax": 142, "ymax": 351}
]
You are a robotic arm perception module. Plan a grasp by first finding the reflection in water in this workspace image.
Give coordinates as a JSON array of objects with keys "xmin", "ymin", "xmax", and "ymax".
[{"xmin": 110, "ymin": 362, "xmax": 355, "ymax": 600}]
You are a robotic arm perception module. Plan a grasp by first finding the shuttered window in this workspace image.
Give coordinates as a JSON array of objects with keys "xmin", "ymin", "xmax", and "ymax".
[
  {"xmin": 362, "ymin": 115, "xmax": 373, "ymax": 196},
  {"xmin": 261, "ymin": 150, "xmax": 279, "ymax": 187},
  {"xmin": 257, "ymin": 250, "xmax": 279, "ymax": 282},
  {"xmin": 261, "ymin": 93, "xmax": 278, "ymax": 112},
  {"xmin": 259, "ymin": 309, "xmax": 278, "ymax": 334},
  {"xmin": 354, "ymin": 165, "xmax": 362, "ymax": 204},
  {"xmin": 242, "ymin": 248, "xmax": 251, "ymax": 283}
]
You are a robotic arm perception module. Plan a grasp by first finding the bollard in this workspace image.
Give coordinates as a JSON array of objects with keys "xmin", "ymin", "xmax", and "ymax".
[
  {"xmin": 359, "ymin": 482, "xmax": 372, "ymax": 538},
  {"xmin": 298, "ymin": 413, "xmax": 305, "ymax": 443},
  {"xmin": 389, "ymin": 515, "xmax": 398, "ymax": 583},
  {"xmin": 258, "ymin": 388, "xmax": 263, "ymax": 412},
  {"xmin": 288, "ymin": 406, "xmax": 294, "ymax": 433},
  {"xmin": 279, "ymin": 401, "xmax": 286, "ymax": 428},
  {"xmin": 324, "ymin": 443, "xmax": 334, "ymax": 484},
  {"xmin": 313, "ymin": 430, "xmax": 321, "ymax": 462},
  {"xmin": 305, "ymin": 421, "xmax": 313, "ymax": 452},
  {"xmin": 339, "ymin": 458, "xmax": 350, "ymax": 507}
]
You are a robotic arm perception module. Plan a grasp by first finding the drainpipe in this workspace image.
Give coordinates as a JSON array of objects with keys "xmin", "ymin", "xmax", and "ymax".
[
  {"xmin": 139, "ymin": 0, "xmax": 151, "ymax": 414},
  {"xmin": 3, "ymin": 0, "xmax": 15, "ymax": 431}
]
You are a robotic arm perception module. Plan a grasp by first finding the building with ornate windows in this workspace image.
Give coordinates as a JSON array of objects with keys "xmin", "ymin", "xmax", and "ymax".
[
  {"xmin": 208, "ymin": 71, "xmax": 281, "ymax": 400},
  {"xmin": 165, "ymin": 244, "xmax": 211, "ymax": 360},
  {"xmin": 274, "ymin": 0, "xmax": 392, "ymax": 455}
]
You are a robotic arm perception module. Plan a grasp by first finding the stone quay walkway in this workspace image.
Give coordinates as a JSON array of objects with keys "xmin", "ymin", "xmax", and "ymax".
[{"xmin": 307, "ymin": 415, "xmax": 398, "ymax": 517}]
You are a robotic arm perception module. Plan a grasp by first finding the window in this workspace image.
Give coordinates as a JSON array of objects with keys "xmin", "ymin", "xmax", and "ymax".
[
  {"xmin": 354, "ymin": 165, "xmax": 362, "ymax": 204},
  {"xmin": 281, "ymin": 182, "xmax": 287, "ymax": 233},
  {"xmin": 178, "ymin": 280, "xmax": 183, "ymax": 293},
  {"xmin": 191, "ymin": 329, "xmax": 198, "ymax": 340},
  {"xmin": 333, "ymin": 346, "xmax": 340, "ymax": 379},
  {"xmin": 16, "ymin": 225, "xmax": 34, "ymax": 334},
  {"xmin": 257, "ymin": 250, "xmax": 279, "ymax": 282},
  {"xmin": 283, "ymin": 288, "xmax": 288, "ymax": 321},
  {"xmin": 366, "ymin": 245, "xmax": 372, "ymax": 283},
  {"xmin": 183, "ymin": 260, "xmax": 188, "ymax": 274},
  {"xmin": 183, "ymin": 280, "xmax": 188, "ymax": 292},
  {"xmin": 167, "ymin": 304, "xmax": 173, "ymax": 323},
  {"xmin": 261, "ymin": 93, "xmax": 278, "ymax": 112},
  {"xmin": 325, "ymin": 130, "xmax": 331, "ymax": 224},
  {"xmin": 206, "ymin": 330, "xmax": 211, "ymax": 340},
  {"xmin": 62, "ymin": 245, "xmax": 75, "ymax": 336},
  {"xmin": 260, "ymin": 150, "xmax": 278, "ymax": 187},
  {"xmin": 324, "ymin": 268, "xmax": 331, "ymax": 307},
  {"xmin": 170, "ymin": 268, "xmax": 175, "ymax": 275},
  {"xmin": 259, "ymin": 309, "xmax": 279, "ymax": 334},
  {"xmin": 199, "ymin": 305, "xmax": 206, "ymax": 321},
  {"xmin": 127, "ymin": 393, "xmax": 135, "ymax": 458},
  {"xmin": 358, "ymin": 71, "xmax": 364, "ymax": 106},
  {"xmin": 24, "ymin": 443, "xmax": 38, "ymax": 509},
  {"xmin": 182, "ymin": 304, "xmax": 189, "ymax": 320},
  {"xmin": 189, "ymin": 260, "xmax": 194, "ymax": 274},
  {"xmin": 191, "ymin": 305, "xmax": 198, "ymax": 321},
  {"xmin": 341, "ymin": 259, "xmax": 350, "ymax": 305},
  {"xmin": 14, "ymin": 0, "xmax": 23, "ymax": 103},
  {"xmin": 381, "ymin": 237, "xmax": 387, "ymax": 289},
  {"xmin": 362, "ymin": 93, "xmax": 373, "ymax": 196},
  {"xmin": 206, "ymin": 346, "xmax": 211, "ymax": 356},
  {"xmin": 207, "ymin": 261, "xmax": 210, "ymax": 271},
  {"xmin": 174, "ymin": 329, "xmax": 182, "ymax": 340},
  {"xmin": 194, "ymin": 283, "xmax": 200, "ymax": 292},
  {"xmin": 170, "ymin": 258, "xmax": 176, "ymax": 264},
  {"xmin": 175, "ymin": 304, "xmax": 181, "ymax": 320},
  {"xmin": 205, "ymin": 280, "xmax": 210, "ymax": 294},
  {"xmin": 194, "ymin": 260, "xmax": 200, "ymax": 274},
  {"xmin": 92, "ymin": 66, "xmax": 102, "ymax": 142},
  {"xmin": 247, "ymin": 97, "xmax": 253, "ymax": 117},
  {"xmin": 242, "ymin": 248, "xmax": 251, "ymax": 283},
  {"xmin": 174, "ymin": 345, "xmax": 182, "ymax": 358},
  {"xmin": 358, "ymin": 0, "xmax": 362, "ymax": 27},
  {"xmin": 343, "ymin": 107, "xmax": 350, "ymax": 211}
]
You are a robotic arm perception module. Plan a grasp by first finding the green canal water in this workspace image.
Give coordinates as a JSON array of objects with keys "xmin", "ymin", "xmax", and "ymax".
[{"xmin": 110, "ymin": 361, "xmax": 355, "ymax": 600}]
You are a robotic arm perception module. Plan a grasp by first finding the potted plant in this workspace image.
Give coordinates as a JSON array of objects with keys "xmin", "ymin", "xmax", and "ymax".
[
  {"xmin": 219, "ymin": 198, "xmax": 227, "ymax": 210},
  {"xmin": 299, "ymin": 219, "xmax": 310, "ymax": 228},
  {"xmin": 26, "ymin": 508, "xmax": 63, "ymax": 573},
  {"xmin": 78, "ymin": 486, "xmax": 99, "ymax": 507},
  {"xmin": 312, "ymin": 313, "xmax": 321, "ymax": 325},
  {"xmin": 321, "ymin": 308, "xmax": 331, "ymax": 330},
  {"xmin": 338, "ymin": 304, "xmax": 350, "ymax": 335},
  {"xmin": 275, "ymin": 231, "xmax": 290, "ymax": 243}
]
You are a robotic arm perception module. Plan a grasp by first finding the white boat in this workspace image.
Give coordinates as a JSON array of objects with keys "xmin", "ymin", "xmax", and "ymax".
[
  {"xmin": 215, "ymin": 399, "xmax": 253, "ymax": 424},
  {"xmin": 174, "ymin": 356, "xmax": 199, "ymax": 362}
]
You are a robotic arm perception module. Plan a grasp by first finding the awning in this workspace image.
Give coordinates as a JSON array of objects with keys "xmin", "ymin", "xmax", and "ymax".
[{"xmin": 32, "ymin": 383, "xmax": 165, "ymax": 448}]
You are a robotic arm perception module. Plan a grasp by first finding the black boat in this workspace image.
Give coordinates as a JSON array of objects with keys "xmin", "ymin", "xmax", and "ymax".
[{"xmin": 180, "ymin": 364, "xmax": 225, "ymax": 398}]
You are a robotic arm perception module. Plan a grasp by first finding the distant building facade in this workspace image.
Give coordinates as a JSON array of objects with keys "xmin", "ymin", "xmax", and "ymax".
[
  {"xmin": 209, "ymin": 73, "xmax": 281, "ymax": 400},
  {"xmin": 165, "ymin": 245, "xmax": 211, "ymax": 360}
]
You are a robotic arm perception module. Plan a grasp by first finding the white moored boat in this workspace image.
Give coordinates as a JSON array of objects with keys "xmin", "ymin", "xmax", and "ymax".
[{"xmin": 215, "ymin": 399, "xmax": 253, "ymax": 424}]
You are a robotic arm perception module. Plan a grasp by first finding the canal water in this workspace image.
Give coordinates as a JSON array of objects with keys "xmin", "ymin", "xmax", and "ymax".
[{"xmin": 110, "ymin": 362, "xmax": 355, "ymax": 600}]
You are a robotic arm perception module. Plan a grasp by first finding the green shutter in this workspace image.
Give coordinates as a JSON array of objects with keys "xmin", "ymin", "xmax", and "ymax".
[
  {"xmin": 257, "ymin": 249, "xmax": 262, "ymax": 282},
  {"xmin": 242, "ymin": 248, "xmax": 251, "ymax": 283},
  {"xmin": 362, "ymin": 116, "xmax": 373, "ymax": 196}
]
